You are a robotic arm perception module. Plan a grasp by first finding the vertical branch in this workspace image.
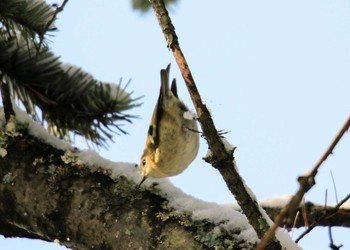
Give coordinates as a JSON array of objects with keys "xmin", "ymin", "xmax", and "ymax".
[
  {"xmin": 1, "ymin": 78, "xmax": 15, "ymax": 122},
  {"xmin": 149, "ymin": 0, "xmax": 281, "ymax": 247}
]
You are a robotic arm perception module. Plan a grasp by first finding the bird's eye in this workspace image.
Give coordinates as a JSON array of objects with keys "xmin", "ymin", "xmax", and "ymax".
[{"xmin": 142, "ymin": 159, "xmax": 146, "ymax": 166}]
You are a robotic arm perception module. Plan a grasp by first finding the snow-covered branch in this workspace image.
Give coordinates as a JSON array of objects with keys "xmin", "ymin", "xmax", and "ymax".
[
  {"xmin": 0, "ymin": 109, "xmax": 305, "ymax": 249},
  {"xmin": 261, "ymin": 197, "xmax": 350, "ymax": 229}
]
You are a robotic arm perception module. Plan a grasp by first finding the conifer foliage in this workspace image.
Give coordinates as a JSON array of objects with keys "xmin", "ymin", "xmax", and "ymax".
[{"xmin": 0, "ymin": 0, "xmax": 140, "ymax": 146}]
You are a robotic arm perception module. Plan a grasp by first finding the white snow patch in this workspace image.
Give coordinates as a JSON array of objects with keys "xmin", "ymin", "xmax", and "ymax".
[
  {"xmin": 258, "ymin": 204, "xmax": 274, "ymax": 226},
  {"xmin": 221, "ymin": 137, "xmax": 235, "ymax": 152},
  {"xmin": 256, "ymin": 205, "xmax": 301, "ymax": 249},
  {"xmin": 260, "ymin": 195, "xmax": 293, "ymax": 208},
  {"xmin": 205, "ymin": 137, "xmax": 235, "ymax": 160},
  {"xmin": 65, "ymin": 129, "xmax": 298, "ymax": 248},
  {"xmin": 301, "ymin": 168, "xmax": 313, "ymax": 177},
  {"xmin": 258, "ymin": 197, "xmax": 302, "ymax": 249},
  {"xmin": 205, "ymin": 148, "xmax": 212, "ymax": 159},
  {"xmin": 276, "ymin": 228, "xmax": 303, "ymax": 250},
  {"xmin": 257, "ymin": 204, "xmax": 301, "ymax": 250},
  {"xmin": 77, "ymin": 150, "xmax": 259, "ymax": 245},
  {"xmin": 340, "ymin": 198, "xmax": 350, "ymax": 209},
  {"xmin": 78, "ymin": 150, "xmax": 140, "ymax": 183},
  {"xmin": 141, "ymin": 177, "xmax": 259, "ymax": 245},
  {"xmin": 241, "ymin": 171, "xmax": 257, "ymax": 201},
  {"xmin": 8, "ymin": 105, "xmax": 72, "ymax": 150}
]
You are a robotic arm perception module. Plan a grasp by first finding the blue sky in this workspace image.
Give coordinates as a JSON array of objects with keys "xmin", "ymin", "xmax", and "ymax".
[{"xmin": 1, "ymin": 0, "xmax": 349, "ymax": 249}]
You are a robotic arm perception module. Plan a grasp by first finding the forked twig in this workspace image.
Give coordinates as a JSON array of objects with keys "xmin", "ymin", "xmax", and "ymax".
[
  {"xmin": 329, "ymin": 226, "xmax": 343, "ymax": 250},
  {"xmin": 295, "ymin": 194, "xmax": 350, "ymax": 243},
  {"xmin": 256, "ymin": 116, "xmax": 350, "ymax": 249}
]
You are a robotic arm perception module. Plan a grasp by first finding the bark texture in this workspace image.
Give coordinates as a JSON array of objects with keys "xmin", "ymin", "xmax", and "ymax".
[
  {"xmin": 0, "ymin": 127, "xmax": 349, "ymax": 249},
  {"xmin": 0, "ymin": 127, "xmax": 251, "ymax": 250}
]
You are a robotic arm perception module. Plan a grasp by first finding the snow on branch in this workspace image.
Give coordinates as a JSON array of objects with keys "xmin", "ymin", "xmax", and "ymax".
[{"xmin": 0, "ymin": 109, "xmax": 260, "ymax": 249}]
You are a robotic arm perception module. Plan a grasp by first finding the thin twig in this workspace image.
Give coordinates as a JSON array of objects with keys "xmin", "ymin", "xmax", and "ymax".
[
  {"xmin": 256, "ymin": 116, "xmax": 350, "ymax": 249},
  {"xmin": 37, "ymin": 0, "xmax": 70, "ymax": 50},
  {"xmin": 310, "ymin": 117, "xmax": 350, "ymax": 176},
  {"xmin": 326, "ymin": 189, "xmax": 328, "ymax": 210},
  {"xmin": 334, "ymin": 194, "xmax": 350, "ymax": 210},
  {"xmin": 295, "ymin": 224, "xmax": 316, "ymax": 243},
  {"xmin": 149, "ymin": 0, "xmax": 279, "ymax": 246},
  {"xmin": 329, "ymin": 226, "xmax": 343, "ymax": 250},
  {"xmin": 301, "ymin": 198, "xmax": 309, "ymax": 227},
  {"xmin": 330, "ymin": 171, "xmax": 339, "ymax": 204},
  {"xmin": 291, "ymin": 210, "xmax": 300, "ymax": 238},
  {"xmin": 296, "ymin": 194, "xmax": 350, "ymax": 244}
]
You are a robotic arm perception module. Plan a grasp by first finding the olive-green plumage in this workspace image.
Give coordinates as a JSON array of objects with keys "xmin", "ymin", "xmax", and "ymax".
[{"xmin": 140, "ymin": 64, "xmax": 199, "ymax": 184}]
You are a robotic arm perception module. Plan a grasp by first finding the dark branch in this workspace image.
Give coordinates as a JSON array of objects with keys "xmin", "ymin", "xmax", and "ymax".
[
  {"xmin": 37, "ymin": 0, "xmax": 70, "ymax": 51},
  {"xmin": 149, "ymin": 0, "xmax": 280, "ymax": 248},
  {"xmin": 328, "ymin": 227, "xmax": 343, "ymax": 250},
  {"xmin": 295, "ymin": 195, "xmax": 350, "ymax": 243},
  {"xmin": 0, "ymin": 125, "xmax": 253, "ymax": 250},
  {"xmin": 0, "ymin": 80, "xmax": 14, "ymax": 122}
]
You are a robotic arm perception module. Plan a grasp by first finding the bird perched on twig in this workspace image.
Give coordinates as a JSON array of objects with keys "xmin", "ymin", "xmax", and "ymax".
[{"xmin": 139, "ymin": 64, "xmax": 199, "ymax": 185}]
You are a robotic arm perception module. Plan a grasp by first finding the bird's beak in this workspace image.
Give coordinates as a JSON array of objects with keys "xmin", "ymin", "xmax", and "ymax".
[{"xmin": 139, "ymin": 176, "xmax": 147, "ymax": 186}]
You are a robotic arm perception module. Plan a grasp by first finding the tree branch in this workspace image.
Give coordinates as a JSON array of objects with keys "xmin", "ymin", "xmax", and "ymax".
[
  {"xmin": 37, "ymin": 0, "xmax": 70, "ymax": 50},
  {"xmin": 262, "ymin": 200, "xmax": 350, "ymax": 230},
  {"xmin": 149, "ymin": 0, "xmax": 280, "ymax": 248},
  {"xmin": 1, "ymin": 117, "xmax": 349, "ymax": 249},
  {"xmin": 257, "ymin": 116, "xmax": 350, "ymax": 249},
  {"xmin": 0, "ymin": 79, "xmax": 14, "ymax": 122},
  {"xmin": 294, "ymin": 194, "xmax": 350, "ymax": 243},
  {"xmin": 0, "ymin": 37, "xmax": 140, "ymax": 146},
  {"xmin": 0, "ymin": 122, "xmax": 255, "ymax": 250}
]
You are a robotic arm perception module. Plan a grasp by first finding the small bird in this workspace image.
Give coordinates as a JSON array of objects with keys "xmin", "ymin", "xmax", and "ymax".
[{"xmin": 139, "ymin": 64, "xmax": 199, "ymax": 185}]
